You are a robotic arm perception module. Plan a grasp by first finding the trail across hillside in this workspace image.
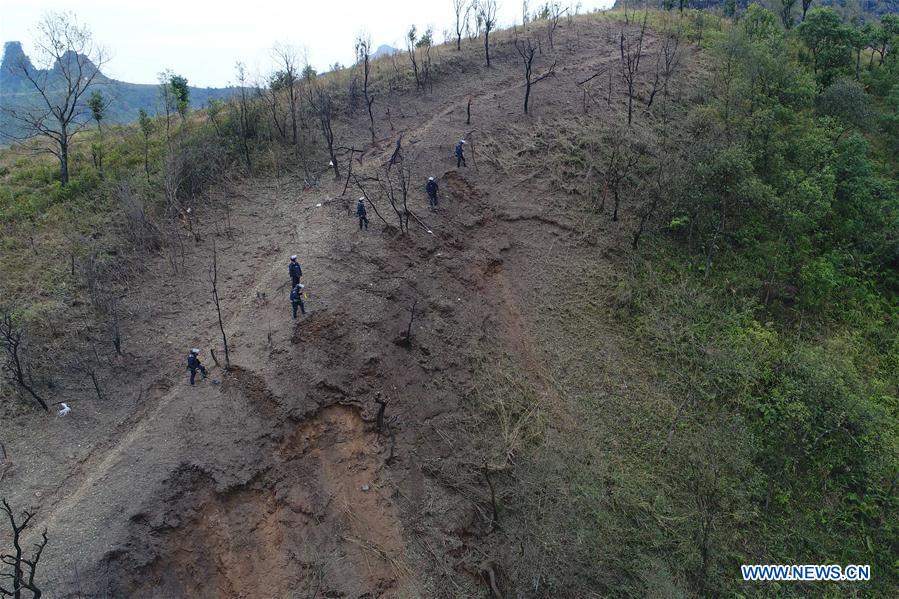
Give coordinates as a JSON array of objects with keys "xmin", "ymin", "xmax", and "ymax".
[{"xmin": 3, "ymin": 17, "xmax": 660, "ymax": 597}]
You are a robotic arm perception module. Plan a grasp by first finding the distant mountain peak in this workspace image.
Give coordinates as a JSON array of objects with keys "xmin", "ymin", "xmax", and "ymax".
[
  {"xmin": 372, "ymin": 44, "xmax": 400, "ymax": 59},
  {"xmin": 2, "ymin": 41, "xmax": 34, "ymax": 73},
  {"xmin": 52, "ymin": 49, "xmax": 101, "ymax": 76},
  {"xmin": 1, "ymin": 39, "xmax": 234, "ymax": 136}
]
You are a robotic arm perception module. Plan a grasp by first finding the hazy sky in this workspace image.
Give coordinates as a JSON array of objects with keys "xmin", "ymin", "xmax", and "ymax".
[{"xmin": 2, "ymin": 0, "xmax": 615, "ymax": 87}]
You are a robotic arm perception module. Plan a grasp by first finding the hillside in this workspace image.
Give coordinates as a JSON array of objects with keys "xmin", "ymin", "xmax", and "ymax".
[
  {"xmin": 0, "ymin": 41, "xmax": 234, "ymax": 138},
  {"xmin": 1, "ymin": 6, "xmax": 897, "ymax": 598},
  {"xmin": 612, "ymin": 0, "xmax": 899, "ymax": 17}
]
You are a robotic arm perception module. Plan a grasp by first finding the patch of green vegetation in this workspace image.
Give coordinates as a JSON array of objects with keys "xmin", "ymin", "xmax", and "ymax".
[
  {"xmin": 471, "ymin": 6, "xmax": 897, "ymax": 597},
  {"xmin": 621, "ymin": 6, "xmax": 898, "ymax": 594}
]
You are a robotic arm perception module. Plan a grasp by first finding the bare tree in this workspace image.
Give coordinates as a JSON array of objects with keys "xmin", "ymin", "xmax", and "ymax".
[
  {"xmin": 72, "ymin": 340, "xmax": 105, "ymax": 402},
  {"xmin": 406, "ymin": 26, "xmax": 423, "ymax": 90},
  {"xmin": 137, "ymin": 109, "xmax": 153, "ymax": 184},
  {"xmin": 0, "ymin": 312, "xmax": 49, "ymax": 412},
  {"xmin": 0, "ymin": 13, "xmax": 107, "ymax": 185},
  {"xmin": 417, "ymin": 28, "xmax": 435, "ymax": 94},
  {"xmin": 355, "ymin": 34, "xmax": 377, "ymax": 142},
  {"xmin": 546, "ymin": 1, "xmax": 568, "ymax": 49},
  {"xmin": 233, "ymin": 62, "xmax": 254, "ymax": 172},
  {"xmin": 307, "ymin": 82, "xmax": 340, "ymax": 179},
  {"xmin": 209, "ymin": 240, "xmax": 230, "ymax": 370},
  {"xmin": 374, "ymin": 162, "xmax": 413, "ymax": 233},
  {"xmin": 360, "ymin": 141, "xmax": 415, "ymax": 233},
  {"xmin": 0, "ymin": 499, "xmax": 48, "ymax": 599},
  {"xmin": 515, "ymin": 36, "xmax": 557, "ymax": 114},
  {"xmin": 398, "ymin": 299, "xmax": 418, "ymax": 348},
  {"xmin": 604, "ymin": 134, "xmax": 644, "ymax": 222},
  {"xmin": 256, "ymin": 76, "xmax": 286, "ymax": 142},
  {"xmin": 337, "ymin": 145, "xmax": 364, "ymax": 196},
  {"xmin": 618, "ymin": 11, "xmax": 648, "ymax": 126},
  {"xmin": 478, "ymin": 0, "xmax": 499, "ymax": 67},
  {"xmin": 647, "ymin": 29, "xmax": 682, "ymax": 109},
  {"xmin": 453, "ymin": 0, "xmax": 473, "ymax": 50},
  {"xmin": 104, "ymin": 293, "xmax": 123, "ymax": 355},
  {"xmin": 468, "ymin": 2, "xmax": 482, "ymax": 41},
  {"xmin": 273, "ymin": 43, "xmax": 301, "ymax": 147}
]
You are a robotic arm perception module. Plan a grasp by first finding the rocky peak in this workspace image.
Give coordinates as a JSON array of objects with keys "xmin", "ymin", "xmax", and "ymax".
[{"xmin": 2, "ymin": 41, "xmax": 34, "ymax": 74}]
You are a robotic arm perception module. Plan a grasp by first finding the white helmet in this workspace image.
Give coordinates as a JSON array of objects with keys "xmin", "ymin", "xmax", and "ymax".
[
  {"xmin": 290, "ymin": 255, "xmax": 297, "ymax": 261},
  {"xmin": 460, "ymin": 139, "xmax": 466, "ymax": 144},
  {"xmin": 191, "ymin": 348, "xmax": 200, "ymax": 354},
  {"xmin": 358, "ymin": 196, "xmax": 365, "ymax": 202},
  {"xmin": 428, "ymin": 176, "xmax": 435, "ymax": 181}
]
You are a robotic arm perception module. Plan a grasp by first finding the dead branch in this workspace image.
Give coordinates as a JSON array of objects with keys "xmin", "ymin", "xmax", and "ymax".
[{"xmin": 0, "ymin": 312, "xmax": 49, "ymax": 412}]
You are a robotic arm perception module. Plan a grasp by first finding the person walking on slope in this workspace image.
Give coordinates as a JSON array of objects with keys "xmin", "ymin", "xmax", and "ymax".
[
  {"xmin": 357, "ymin": 197, "xmax": 369, "ymax": 230},
  {"xmin": 455, "ymin": 139, "xmax": 467, "ymax": 168},
  {"xmin": 290, "ymin": 282, "xmax": 306, "ymax": 318},
  {"xmin": 289, "ymin": 255, "xmax": 302, "ymax": 287},
  {"xmin": 186, "ymin": 348, "xmax": 207, "ymax": 385},
  {"xmin": 426, "ymin": 176, "xmax": 439, "ymax": 209}
]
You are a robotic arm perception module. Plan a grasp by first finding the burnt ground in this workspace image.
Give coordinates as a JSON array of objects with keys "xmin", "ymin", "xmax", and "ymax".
[{"xmin": 0, "ymin": 15, "xmax": 699, "ymax": 597}]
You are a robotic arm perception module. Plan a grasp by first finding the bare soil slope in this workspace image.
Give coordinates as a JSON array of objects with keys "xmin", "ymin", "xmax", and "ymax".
[{"xmin": 1, "ymin": 16, "xmax": 693, "ymax": 597}]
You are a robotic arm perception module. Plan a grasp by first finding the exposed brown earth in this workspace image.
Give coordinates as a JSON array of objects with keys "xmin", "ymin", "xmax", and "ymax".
[{"xmin": 1, "ymin": 17, "xmax": 690, "ymax": 597}]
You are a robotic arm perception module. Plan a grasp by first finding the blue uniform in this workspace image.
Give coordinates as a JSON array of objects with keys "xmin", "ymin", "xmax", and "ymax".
[
  {"xmin": 289, "ymin": 261, "xmax": 302, "ymax": 286},
  {"xmin": 186, "ymin": 353, "xmax": 207, "ymax": 385},
  {"xmin": 426, "ymin": 180, "xmax": 439, "ymax": 207},
  {"xmin": 455, "ymin": 143, "xmax": 466, "ymax": 167},
  {"xmin": 290, "ymin": 284, "xmax": 306, "ymax": 318},
  {"xmin": 357, "ymin": 200, "xmax": 369, "ymax": 230}
]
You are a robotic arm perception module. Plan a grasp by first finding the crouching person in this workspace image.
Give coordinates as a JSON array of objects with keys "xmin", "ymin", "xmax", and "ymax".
[
  {"xmin": 187, "ymin": 348, "xmax": 207, "ymax": 385},
  {"xmin": 291, "ymin": 283, "xmax": 306, "ymax": 319}
]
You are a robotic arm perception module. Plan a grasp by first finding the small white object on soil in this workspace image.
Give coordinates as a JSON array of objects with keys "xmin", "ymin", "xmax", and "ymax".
[
  {"xmin": 361, "ymin": 484, "xmax": 370, "ymax": 492},
  {"xmin": 316, "ymin": 203, "xmax": 322, "ymax": 207}
]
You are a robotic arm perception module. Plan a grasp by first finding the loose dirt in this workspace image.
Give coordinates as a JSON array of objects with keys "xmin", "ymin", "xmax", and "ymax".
[{"xmin": 1, "ymin": 17, "xmax": 680, "ymax": 597}]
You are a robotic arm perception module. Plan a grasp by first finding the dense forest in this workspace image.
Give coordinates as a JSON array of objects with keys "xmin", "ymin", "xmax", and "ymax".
[{"xmin": 611, "ymin": 5, "xmax": 898, "ymax": 593}]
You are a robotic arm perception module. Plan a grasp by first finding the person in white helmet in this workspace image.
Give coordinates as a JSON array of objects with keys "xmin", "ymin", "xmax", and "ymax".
[
  {"xmin": 186, "ymin": 348, "xmax": 207, "ymax": 385},
  {"xmin": 455, "ymin": 139, "xmax": 467, "ymax": 168},
  {"xmin": 426, "ymin": 176, "xmax": 439, "ymax": 209},
  {"xmin": 288, "ymin": 255, "xmax": 302, "ymax": 287},
  {"xmin": 290, "ymin": 282, "xmax": 306, "ymax": 318},
  {"xmin": 356, "ymin": 197, "xmax": 369, "ymax": 230}
]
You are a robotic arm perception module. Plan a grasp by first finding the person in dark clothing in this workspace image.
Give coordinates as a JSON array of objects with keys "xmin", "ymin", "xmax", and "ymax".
[
  {"xmin": 426, "ymin": 177, "xmax": 439, "ymax": 209},
  {"xmin": 289, "ymin": 255, "xmax": 302, "ymax": 287},
  {"xmin": 455, "ymin": 139, "xmax": 467, "ymax": 168},
  {"xmin": 357, "ymin": 197, "xmax": 369, "ymax": 230},
  {"xmin": 290, "ymin": 283, "xmax": 306, "ymax": 318},
  {"xmin": 187, "ymin": 348, "xmax": 207, "ymax": 385}
]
